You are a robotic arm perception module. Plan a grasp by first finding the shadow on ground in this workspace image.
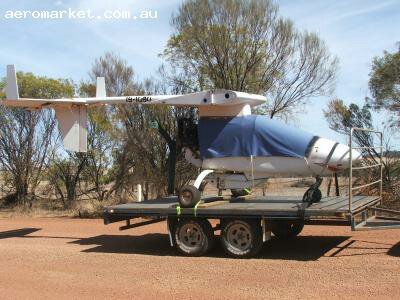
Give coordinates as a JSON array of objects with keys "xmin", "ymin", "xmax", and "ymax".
[
  {"xmin": 0, "ymin": 228, "xmax": 41, "ymax": 239},
  {"xmin": 388, "ymin": 241, "xmax": 400, "ymax": 257},
  {"xmin": 70, "ymin": 234, "xmax": 352, "ymax": 261},
  {"xmin": 2, "ymin": 228, "xmax": 398, "ymax": 260}
]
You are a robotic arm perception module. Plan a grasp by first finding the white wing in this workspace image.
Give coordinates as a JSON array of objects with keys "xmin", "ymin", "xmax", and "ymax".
[{"xmin": 1, "ymin": 65, "xmax": 267, "ymax": 152}]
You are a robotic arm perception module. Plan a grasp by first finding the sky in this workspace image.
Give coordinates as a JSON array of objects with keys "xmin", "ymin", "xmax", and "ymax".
[{"xmin": 0, "ymin": 0, "xmax": 399, "ymax": 144}]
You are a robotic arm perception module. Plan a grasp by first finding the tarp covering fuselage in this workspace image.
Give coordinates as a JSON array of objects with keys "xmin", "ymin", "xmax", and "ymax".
[{"xmin": 198, "ymin": 115, "xmax": 317, "ymax": 159}]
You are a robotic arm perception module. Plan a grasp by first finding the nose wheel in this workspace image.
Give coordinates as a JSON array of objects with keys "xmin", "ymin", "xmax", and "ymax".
[
  {"xmin": 302, "ymin": 176, "xmax": 323, "ymax": 204},
  {"xmin": 231, "ymin": 188, "xmax": 252, "ymax": 197},
  {"xmin": 178, "ymin": 185, "xmax": 201, "ymax": 208}
]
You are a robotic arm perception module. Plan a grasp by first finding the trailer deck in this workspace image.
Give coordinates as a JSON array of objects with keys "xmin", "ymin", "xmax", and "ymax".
[{"xmin": 104, "ymin": 194, "xmax": 380, "ymax": 224}]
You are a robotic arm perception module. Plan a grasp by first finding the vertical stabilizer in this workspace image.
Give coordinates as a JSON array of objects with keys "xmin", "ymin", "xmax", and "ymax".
[
  {"xmin": 55, "ymin": 105, "xmax": 88, "ymax": 152},
  {"xmin": 6, "ymin": 65, "xmax": 19, "ymax": 100},
  {"xmin": 96, "ymin": 77, "xmax": 106, "ymax": 98}
]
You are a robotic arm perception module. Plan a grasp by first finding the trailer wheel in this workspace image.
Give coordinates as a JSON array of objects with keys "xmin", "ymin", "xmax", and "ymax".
[
  {"xmin": 178, "ymin": 185, "xmax": 201, "ymax": 208},
  {"xmin": 173, "ymin": 219, "xmax": 214, "ymax": 256},
  {"xmin": 271, "ymin": 219, "xmax": 304, "ymax": 238},
  {"xmin": 221, "ymin": 219, "xmax": 263, "ymax": 258}
]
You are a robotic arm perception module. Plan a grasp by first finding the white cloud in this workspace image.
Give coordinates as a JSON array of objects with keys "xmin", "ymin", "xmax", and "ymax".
[{"xmin": 332, "ymin": 0, "xmax": 396, "ymax": 21}]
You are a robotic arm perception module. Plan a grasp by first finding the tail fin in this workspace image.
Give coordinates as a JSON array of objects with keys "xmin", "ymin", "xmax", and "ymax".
[
  {"xmin": 5, "ymin": 64, "xmax": 19, "ymax": 100},
  {"xmin": 55, "ymin": 105, "xmax": 87, "ymax": 152},
  {"xmin": 53, "ymin": 77, "xmax": 104, "ymax": 152},
  {"xmin": 96, "ymin": 77, "xmax": 106, "ymax": 98}
]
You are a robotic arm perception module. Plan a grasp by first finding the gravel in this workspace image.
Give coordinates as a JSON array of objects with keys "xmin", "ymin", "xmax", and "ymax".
[{"xmin": 0, "ymin": 217, "xmax": 399, "ymax": 299}]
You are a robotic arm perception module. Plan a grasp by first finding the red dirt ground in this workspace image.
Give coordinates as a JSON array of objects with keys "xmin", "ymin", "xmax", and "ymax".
[{"xmin": 0, "ymin": 217, "xmax": 399, "ymax": 299}]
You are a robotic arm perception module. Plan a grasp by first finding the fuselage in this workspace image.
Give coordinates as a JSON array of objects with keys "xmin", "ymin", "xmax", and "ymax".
[
  {"xmin": 189, "ymin": 114, "xmax": 360, "ymax": 178},
  {"xmin": 201, "ymin": 137, "xmax": 360, "ymax": 178}
]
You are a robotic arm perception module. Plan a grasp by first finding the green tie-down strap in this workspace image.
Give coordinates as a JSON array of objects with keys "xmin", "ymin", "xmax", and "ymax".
[
  {"xmin": 175, "ymin": 201, "xmax": 201, "ymax": 217},
  {"xmin": 176, "ymin": 205, "xmax": 181, "ymax": 216},
  {"xmin": 244, "ymin": 188, "xmax": 252, "ymax": 194}
]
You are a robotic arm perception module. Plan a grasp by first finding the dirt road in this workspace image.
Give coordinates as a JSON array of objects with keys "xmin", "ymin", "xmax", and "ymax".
[{"xmin": 0, "ymin": 217, "xmax": 399, "ymax": 299}]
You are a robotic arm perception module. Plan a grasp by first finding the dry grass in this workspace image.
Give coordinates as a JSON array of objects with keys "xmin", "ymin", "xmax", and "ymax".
[
  {"xmin": 0, "ymin": 195, "xmax": 118, "ymax": 219},
  {"xmin": 1, "ymin": 176, "xmax": 399, "ymax": 218}
]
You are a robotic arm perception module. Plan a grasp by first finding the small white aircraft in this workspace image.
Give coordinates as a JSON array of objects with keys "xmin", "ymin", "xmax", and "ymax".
[{"xmin": 2, "ymin": 65, "xmax": 360, "ymax": 207}]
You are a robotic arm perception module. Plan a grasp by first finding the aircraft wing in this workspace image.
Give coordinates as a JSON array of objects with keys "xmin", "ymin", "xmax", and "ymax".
[
  {"xmin": 2, "ymin": 98, "xmax": 88, "ymax": 108},
  {"xmin": 1, "ymin": 64, "xmax": 267, "ymax": 152}
]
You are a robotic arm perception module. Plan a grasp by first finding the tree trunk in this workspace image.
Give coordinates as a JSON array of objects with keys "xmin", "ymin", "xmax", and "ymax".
[
  {"xmin": 167, "ymin": 141, "xmax": 177, "ymax": 195},
  {"xmin": 157, "ymin": 122, "xmax": 177, "ymax": 196}
]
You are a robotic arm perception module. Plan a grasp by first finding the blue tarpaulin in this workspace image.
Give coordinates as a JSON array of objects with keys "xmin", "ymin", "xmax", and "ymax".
[{"xmin": 198, "ymin": 115, "xmax": 317, "ymax": 159}]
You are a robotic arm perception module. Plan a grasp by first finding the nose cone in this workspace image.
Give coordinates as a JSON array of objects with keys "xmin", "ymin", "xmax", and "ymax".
[{"xmin": 308, "ymin": 138, "xmax": 361, "ymax": 170}]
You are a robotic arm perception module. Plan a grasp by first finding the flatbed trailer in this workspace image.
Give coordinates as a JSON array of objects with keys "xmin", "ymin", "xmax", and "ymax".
[
  {"xmin": 103, "ymin": 193, "xmax": 399, "ymax": 258},
  {"xmin": 103, "ymin": 128, "xmax": 400, "ymax": 258},
  {"xmin": 104, "ymin": 195, "xmax": 378, "ymax": 222}
]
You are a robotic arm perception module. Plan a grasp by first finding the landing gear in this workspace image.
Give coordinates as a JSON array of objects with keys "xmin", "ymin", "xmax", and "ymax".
[
  {"xmin": 173, "ymin": 218, "xmax": 214, "ymax": 256},
  {"xmin": 302, "ymin": 176, "xmax": 323, "ymax": 204},
  {"xmin": 221, "ymin": 219, "xmax": 263, "ymax": 258},
  {"xmin": 271, "ymin": 219, "xmax": 304, "ymax": 238},
  {"xmin": 231, "ymin": 188, "xmax": 252, "ymax": 197},
  {"xmin": 178, "ymin": 185, "xmax": 201, "ymax": 208}
]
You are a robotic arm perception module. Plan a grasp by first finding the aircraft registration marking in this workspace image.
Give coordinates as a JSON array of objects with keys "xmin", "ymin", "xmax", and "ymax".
[{"xmin": 126, "ymin": 96, "xmax": 152, "ymax": 103}]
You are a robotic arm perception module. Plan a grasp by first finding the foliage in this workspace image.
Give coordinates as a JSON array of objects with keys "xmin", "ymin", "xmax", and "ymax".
[
  {"xmin": 162, "ymin": 0, "xmax": 338, "ymax": 118},
  {"xmin": 324, "ymin": 99, "xmax": 399, "ymax": 204},
  {"xmin": 368, "ymin": 47, "xmax": 400, "ymax": 113},
  {"xmin": 0, "ymin": 72, "xmax": 74, "ymax": 206},
  {"xmin": 0, "ymin": 79, "xmax": 5, "ymax": 99},
  {"xmin": 47, "ymin": 153, "xmax": 87, "ymax": 208},
  {"xmin": 82, "ymin": 52, "xmax": 197, "ymax": 200}
]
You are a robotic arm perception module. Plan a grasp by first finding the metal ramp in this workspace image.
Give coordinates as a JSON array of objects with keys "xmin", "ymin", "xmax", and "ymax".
[
  {"xmin": 349, "ymin": 128, "xmax": 400, "ymax": 231},
  {"xmin": 352, "ymin": 206, "xmax": 400, "ymax": 230}
]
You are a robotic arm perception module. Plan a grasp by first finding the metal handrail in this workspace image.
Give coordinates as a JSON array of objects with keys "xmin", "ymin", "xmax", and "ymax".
[
  {"xmin": 350, "ymin": 180, "xmax": 382, "ymax": 190},
  {"xmin": 351, "ymin": 146, "xmax": 383, "ymax": 150},
  {"xmin": 352, "ymin": 163, "xmax": 381, "ymax": 170},
  {"xmin": 349, "ymin": 127, "xmax": 383, "ymax": 213}
]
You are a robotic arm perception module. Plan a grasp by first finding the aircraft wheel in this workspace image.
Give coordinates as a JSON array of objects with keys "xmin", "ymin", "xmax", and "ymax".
[
  {"xmin": 312, "ymin": 189, "xmax": 322, "ymax": 203},
  {"xmin": 221, "ymin": 219, "xmax": 263, "ymax": 258},
  {"xmin": 231, "ymin": 188, "xmax": 251, "ymax": 197},
  {"xmin": 303, "ymin": 188, "xmax": 322, "ymax": 203},
  {"xmin": 173, "ymin": 218, "xmax": 214, "ymax": 256},
  {"xmin": 178, "ymin": 185, "xmax": 201, "ymax": 208},
  {"xmin": 271, "ymin": 219, "xmax": 304, "ymax": 238}
]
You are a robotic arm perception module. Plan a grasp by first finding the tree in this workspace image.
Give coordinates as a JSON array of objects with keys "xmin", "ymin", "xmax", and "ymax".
[
  {"xmin": 86, "ymin": 53, "xmax": 197, "ymax": 198},
  {"xmin": 368, "ymin": 46, "xmax": 400, "ymax": 113},
  {"xmin": 0, "ymin": 80, "xmax": 5, "ymax": 98},
  {"xmin": 79, "ymin": 81, "xmax": 116, "ymax": 202},
  {"xmin": 0, "ymin": 72, "xmax": 74, "ymax": 206},
  {"xmin": 324, "ymin": 99, "xmax": 397, "ymax": 192},
  {"xmin": 162, "ymin": 0, "xmax": 338, "ymax": 119},
  {"xmin": 48, "ymin": 152, "xmax": 87, "ymax": 208}
]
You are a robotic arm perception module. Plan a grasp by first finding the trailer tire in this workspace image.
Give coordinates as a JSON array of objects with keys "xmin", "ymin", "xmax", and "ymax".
[
  {"xmin": 271, "ymin": 219, "xmax": 304, "ymax": 238},
  {"xmin": 173, "ymin": 218, "xmax": 214, "ymax": 256},
  {"xmin": 221, "ymin": 219, "xmax": 263, "ymax": 258},
  {"xmin": 178, "ymin": 185, "xmax": 201, "ymax": 208}
]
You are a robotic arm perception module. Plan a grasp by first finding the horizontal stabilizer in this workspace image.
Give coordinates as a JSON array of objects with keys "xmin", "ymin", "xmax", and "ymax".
[
  {"xmin": 55, "ymin": 105, "xmax": 87, "ymax": 152},
  {"xmin": 5, "ymin": 64, "xmax": 19, "ymax": 100}
]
